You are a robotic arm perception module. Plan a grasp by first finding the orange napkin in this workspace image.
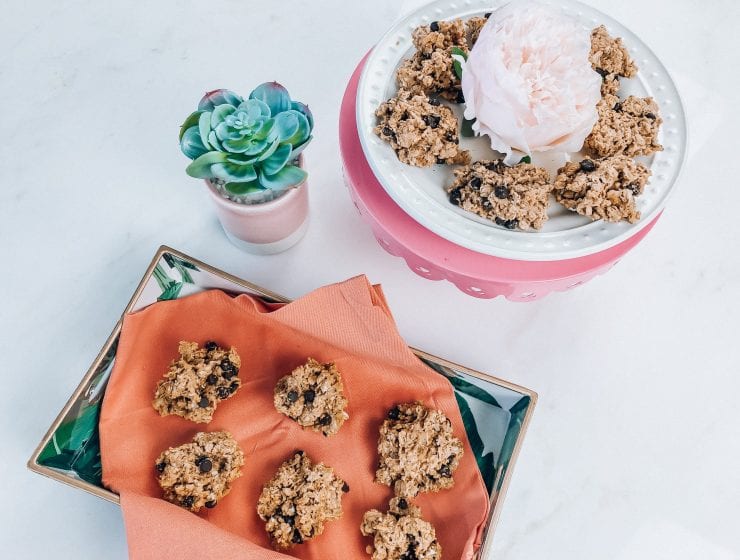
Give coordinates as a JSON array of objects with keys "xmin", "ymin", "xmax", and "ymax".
[{"xmin": 100, "ymin": 276, "xmax": 489, "ymax": 559}]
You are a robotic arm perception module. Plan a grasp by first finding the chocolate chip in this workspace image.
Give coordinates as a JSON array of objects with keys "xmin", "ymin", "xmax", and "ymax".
[
  {"xmin": 486, "ymin": 161, "xmax": 503, "ymax": 171},
  {"xmin": 482, "ymin": 199, "xmax": 492, "ymax": 209},
  {"xmin": 303, "ymin": 389, "xmax": 315, "ymax": 404},
  {"xmin": 182, "ymin": 496, "xmax": 195, "ymax": 508},
  {"xmin": 455, "ymin": 90, "xmax": 465, "ymax": 104},
  {"xmin": 287, "ymin": 390, "xmax": 298, "ymax": 402},
  {"xmin": 470, "ymin": 176, "xmax": 482, "ymax": 189},
  {"xmin": 222, "ymin": 368, "xmax": 236, "ymax": 380},
  {"xmin": 205, "ymin": 500, "xmax": 217, "ymax": 508},
  {"xmin": 388, "ymin": 406, "xmax": 401, "ymax": 420},
  {"xmin": 422, "ymin": 114, "xmax": 441, "ymax": 129},
  {"xmin": 595, "ymin": 67, "xmax": 609, "ymax": 78},
  {"xmin": 495, "ymin": 217, "xmax": 518, "ymax": 230},
  {"xmin": 206, "ymin": 373, "xmax": 218, "ymax": 385},
  {"xmin": 156, "ymin": 462, "xmax": 166, "ymax": 473},
  {"xmin": 204, "ymin": 341, "xmax": 217, "ymax": 352},
  {"xmin": 216, "ymin": 386, "xmax": 230, "ymax": 399},
  {"xmin": 397, "ymin": 498, "xmax": 408, "ymax": 509},
  {"xmin": 281, "ymin": 514, "xmax": 295, "ymax": 526},
  {"xmin": 382, "ymin": 125, "xmax": 395, "ymax": 138},
  {"xmin": 494, "ymin": 185, "xmax": 510, "ymax": 199},
  {"xmin": 342, "ymin": 482, "xmax": 350, "ymax": 492},
  {"xmin": 318, "ymin": 413, "xmax": 332, "ymax": 426},
  {"xmin": 628, "ymin": 183, "xmax": 641, "ymax": 194},
  {"xmin": 198, "ymin": 395, "xmax": 210, "ymax": 408},
  {"xmin": 613, "ymin": 102, "xmax": 623, "ymax": 112},
  {"xmin": 294, "ymin": 449, "xmax": 304, "ymax": 456},
  {"xmin": 430, "ymin": 21, "xmax": 440, "ymax": 32},
  {"xmin": 645, "ymin": 112, "xmax": 656, "ymax": 120},
  {"xmin": 428, "ymin": 97, "xmax": 441, "ymax": 106},
  {"xmin": 436, "ymin": 157, "xmax": 447, "ymax": 164},
  {"xmin": 220, "ymin": 358, "xmax": 232, "ymax": 371},
  {"xmin": 229, "ymin": 381, "xmax": 239, "ymax": 393},
  {"xmin": 579, "ymin": 159, "xmax": 596, "ymax": 172},
  {"xmin": 439, "ymin": 464, "xmax": 451, "ymax": 477},
  {"xmin": 196, "ymin": 457, "xmax": 213, "ymax": 473},
  {"xmin": 484, "ymin": 11, "xmax": 492, "ymax": 18},
  {"xmin": 292, "ymin": 529, "xmax": 303, "ymax": 544},
  {"xmin": 449, "ymin": 188, "xmax": 462, "ymax": 206}
]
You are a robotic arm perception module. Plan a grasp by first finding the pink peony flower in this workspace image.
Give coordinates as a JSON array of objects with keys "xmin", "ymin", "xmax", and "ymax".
[{"xmin": 461, "ymin": 1, "xmax": 601, "ymax": 161}]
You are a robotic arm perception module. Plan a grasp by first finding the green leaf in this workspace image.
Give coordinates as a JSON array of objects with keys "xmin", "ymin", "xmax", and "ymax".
[
  {"xmin": 259, "ymin": 164, "xmax": 307, "ymax": 190},
  {"xmin": 165, "ymin": 253, "xmax": 199, "ymax": 271},
  {"xmin": 185, "ymin": 151, "xmax": 227, "ymax": 179},
  {"xmin": 291, "ymin": 136, "xmax": 313, "ymax": 159},
  {"xmin": 210, "ymin": 104, "xmax": 236, "ymax": 128},
  {"xmin": 461, "ymin": 117, "xmax": 476, "ymax": 137},
  {"xmin": 249, "ymin": 82, "xmax": 292, "ymax": 116},
  {"xmin": 497, "ymin": 396, "xmax": 531, "ymax": 490},
  {"xmin": 291, "ymin": 101, "xmax": 314, "ymax": 130},
  {"xmin": 261, "ymin": 143, "xmax": 292, "ymax": 176},
  {"xmin": 179, "ymin": 111, "xmax": 202, "ymax": 141},
  {"xmin": 273, "ymin": 112, "xmax": 300, "ymax": 143},
  {"xmin": 451, "ymin": 46, "xmax": 468, "ymax": 80},
  {"xmin": 449, "ymin": 376, "xmax": 502, "ymax": 408},
  {"xmin": 451, "ymin": 46, "xmax": 468, "ymax": 60},
  {"xmin": 225, "ymin": 180, "xmax": 264, "ymax": 195},
  {"xmin": 257, "ymin": 138, "xmax": 281, "ymax": 162},
  {"xmin": 152, "ymin": 263, "xmax": 171, "ymax": 291},
  {"xmin": 158, "ymin": 282, "xmax": 183, "ymax": 301},
  {"xmin": 519, "ymin": 155, "xmax": 532, "ymax": 164},
  {"xmin": 211, "ymin": 161, "xmax": 257, "ymax": 183},
  {"xmin": 198, "ymin": 111, "xmax": 212, "ymax": 150},
  {"xmin": 180, "ymin": 127, "xmax": 208, "ymax": 160},
  {"xmin": 455, "ymin": 393, "xmax": 497, "ymax": 492}
]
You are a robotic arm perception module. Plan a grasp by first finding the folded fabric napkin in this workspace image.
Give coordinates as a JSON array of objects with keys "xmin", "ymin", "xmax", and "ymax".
[{"xmin": 100, "ymin": 276, "xmax": 489, "ymax": 559}]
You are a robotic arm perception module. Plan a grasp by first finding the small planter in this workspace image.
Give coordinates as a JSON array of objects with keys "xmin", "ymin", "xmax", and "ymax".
[{"xmin": 206, "ymin": 158, "xmax": 309, "ymax": 255}]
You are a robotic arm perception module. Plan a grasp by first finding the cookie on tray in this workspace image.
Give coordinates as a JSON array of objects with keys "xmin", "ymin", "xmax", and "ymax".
[
  {"xmin": 155, "ymin": 431, "xmax": 244, "ymax": 512},
  {"xmin": 274, "ymin": 358, "xmax": 349, "ymax": 437},
  {"xmin": 375, "ymin": 90, "xmax": 470, "ymax": 168},
  {"xmin": 585, "ymin": 94, "xmax": 663, "ymax": 157},
  {"xmin": 447, "ymin": 159, "xmax": 552, "ymax": 231},
  {"xmin": 411, "ymin": 19, "xmax": 467, "ymax": 54},
  {"xmin": 376, "ymin": 402, "xmax": 464, "ymax": 498},
  {"xmin": 590, "ymin": 25, "xmax": 638, "ymax": 96},
  {"xmin": 553, "ymin": 155, "xmax": 651, "ymax": 223},
  {"xmin": 361, "ymin": 497, "xmax": 442, "ymax": 560},
  {"xmin": 153, "ymin": 340, "xmax": 242, "ymax": 423},
  {"xmin": 466, "ymin": 14, "xmax": 489, "ymax": 46},
  {"xmin": 257, "ymin": 451, "xmax": 348, "ymax": 550}
]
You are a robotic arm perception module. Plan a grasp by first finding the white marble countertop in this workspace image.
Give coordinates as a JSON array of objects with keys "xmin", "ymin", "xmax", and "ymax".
[{"xmin": 2, "ymin": 0, "xmax": 739, "ymax": 558}]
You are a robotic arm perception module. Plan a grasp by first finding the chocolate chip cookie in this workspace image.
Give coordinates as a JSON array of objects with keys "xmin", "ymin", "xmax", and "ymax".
[
  {"xmin": 153, "ymin": 341, "xmax": 242, "ymax": 423},
  {"xmin": 590, "ymin": 25, "xmax": 638, "ymax": 96},
  {"xmin": 361, "ymin": 497, "xmax": 442, "ymax": 560},
  {"xmin": 447, "ymin": 159, "xmax": 553, "ymax": 231},
  {"xmin": 257, "ymin": 451, "xmax": 348, "ymax": 549},
  {"xmin": 155, "ymin": 431, "xmax": 244, "ymax": 512},
  {"xmin": 375, "ymin": 89, "xmax": 470, "ymax": 167},
  {"xmin": 376, "ymin": 402, "xmax": 464, "ymax": 498},
  {"xmin": 274, "ymin": 358, "xmax": 349, "ymax": 437},
  {"xmin": 553, "ymin": 155, "xmax": 651, "ymax": 223},
  {"xmin": 466, "ymin": 14, "xmax": 489, "ymax": 46},
  {"xmin": 585, "ymin": 94, "xmax": 663, "ymax": 157}
]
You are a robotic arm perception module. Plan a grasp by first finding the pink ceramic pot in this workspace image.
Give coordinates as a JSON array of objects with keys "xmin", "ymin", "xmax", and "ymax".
[{"xmin": 205, "ymin": 168, "xmax": 309, "ymax": 255}]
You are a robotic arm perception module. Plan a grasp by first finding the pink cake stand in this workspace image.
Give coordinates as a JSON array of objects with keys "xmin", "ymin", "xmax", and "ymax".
[{"xmin": 339, "ymin": 57, "xmax": 661, "ymax": 301}]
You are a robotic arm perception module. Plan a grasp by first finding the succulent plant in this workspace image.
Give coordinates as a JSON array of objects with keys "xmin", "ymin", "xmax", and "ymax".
[{"xmin": 179, "ymin": 82, "xmax": 313, "ymax": 198}]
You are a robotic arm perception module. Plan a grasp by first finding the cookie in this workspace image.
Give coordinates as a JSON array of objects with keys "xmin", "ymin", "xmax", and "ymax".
[
  {"xmin": 553, "ymin": 155, "xmax": 651, "ymax": 223},
  {"xmin": 257, "ymin": 451, "xmax": 348, "ymax": 549},
  {"xmin": 361, "ymin": 497, "xmax": 442, "ymax": 560},
  {"xmin": 396, "ymin": 50, "xmax": 463, "ymax": 103},
  {"xmin": 376, "ymin": 402, "xmax": 464, "ymax": 498},
  {"xmin": 590, "ymin": 25, "xmax": 637, "ymax": 97},
  {"xmin": 585, "ymin": 94, "xmax": 663, "ymax": 157},
  {"xmin": 447, "ymin": 159, "xmax": 552, "ymax": 231},
  {"xmin": 375, "ymin": 90, "xmax": 470, "ymax": 168},
  {"xmin": 466, "ymin": 14, "xmax": 489, "ymax": 46},
  {"xmin": 155, "ymin": 431, "xmax": 244, "ymax": 512},
  {"xmin": 153, "ymin": 341, "xmax": 242, "ymax": 423},
  {"xmin": 411, "ymin": 19, "xmax": 467, "ymax": 54}
]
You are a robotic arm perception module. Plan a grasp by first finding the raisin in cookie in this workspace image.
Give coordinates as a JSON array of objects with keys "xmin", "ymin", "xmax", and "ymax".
[
  {"xmin": 375, "ymin": 90, "xmax": 470, "ymax": 167},
  {"xmin": 257, "ymin": 451, "xmax": 348, "ymax": 549},
  {"xmin": 153, "ymin": 341, "xmax": 242, "ymax": 423},
  {"xmin": 585, "ymin": 94, "xmax": 663, "ymax": 157},
  {"xmin": 155, "ymin": 431, "xmax": 244, "ymax": 512},
  {"xmin": 590, "ymin": 25, "xmax": 638, "ymax": 96},
  {"xmin": 376, "ymin": 402, "xmax": 464, "ymax": 498},
  {"xmin": 447, "ymin": 159, "xmax": 552, "ymax": 231},
  {"xmin": 274, "ymin": 358, "xmax": 349, "ymax": 437},
  {"xmin": 554, "ymin": 156, "xmax": 651, "ymax": 223},
  {"xmin": 361, "ymin": 497, "xmax": 442, "ymax": 560}
]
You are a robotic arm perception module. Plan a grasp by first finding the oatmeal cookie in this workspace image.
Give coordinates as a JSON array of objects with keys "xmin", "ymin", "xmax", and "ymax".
[
  {"xmin": 411, "ymin": 19, "xmax": 467, "ymax": 54},
  {"xmin": 257, "ymin": 451, "xmax": 348, "ymax": 549},
  {"xmin": 375, "ymin": 90, "xmax": 470, "ymax": 167},
  {"xmin": 447, "ymin": 159, "xmax": 552, "ymax": 231},
  {"xmin": 155, "ymin": 431, "xmax": 244, "ymax": 512},
  {"xmin": 361, "ymin": 497, "xmax": 441, "ymax": 560},
  {"xmin": 553, "ymin": 156, "xmax": 651, "ymax": 223},
  {"xmin": 396, "ymin": 50, "xmax": 463, "ymax": 103},
  {"xmin": 153, "ymin": 341, "xmax": 242, "ymax": 423},
  {"xmin": 585, "ymin": 94, "xmax": 663, "ymax": 157},
  {"xmin": 466, "ymin": 14, "xmax": 490, "ymax": 46},
  {"xmin": 590, "ymin": 25, "xmax": 637, "ymax": 97},
  {"xmin": 274, "ymin": 358, "xmax": 349, "ymax": 437},
  {"xmin": 376, "ymin": 402, "xmax": 464, "ymax": 498}
]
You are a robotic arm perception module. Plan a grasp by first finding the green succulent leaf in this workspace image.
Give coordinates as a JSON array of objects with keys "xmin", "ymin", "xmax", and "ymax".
[
  {"xmin": 291, "ymin": 101, "xmax": 314, "ymax": 130},
  {"xmin": 211, "ymin": 161, "xmax": 257, "ymax": 182},
  {"xmin": 222, "ymin": 136, "xmax": 269, "ymax": 155},
  {"xmin": 273, "ymin": 111, "xmax": 300, "ymax": 143},
  {"xmin": 259, "ymin": 163, "xmax": 307, "ymax": 190},
  {"xmin": 291, "ymin": 136, "xmax": 313, "ymax": 159},
  {"xmin": 284, "ymin": 111, "xmax": 311, "ymax": 146},
  {"xmin": 257, "ymin": 138, "xmax": 281, "ymax": 162},
  {"xmin": 254, "ymin": 118, "xmax": 276, "ymax": 141},
  {"xmin": 226, "ymin": 153, "xmax": 261, "ymax": 165},
  {"xmin": 261, "ymin": 143, "xmax": 293, "ymax": 176},
  {"xmin": 185, "ymin": 151, "xmax": 227, "ymax": 178},
  {"xmin": 208, "ymin": 130, "xmax": 224, "ymax": 152},
  {"xmin": 238, "ymin": 98, "xmax": 271, "ymax": 119},
  {"xmin": 249, "ymin": 82, "xmax": 292, "ymax": 116},
  {"xmin": 179, "ymin": 111, "xmax": 202, "ymax": 141},
  {"xmin": 198, "ymin": 89, "xmax": 243, "ymax": 111},
  {"xmin": 198, "ymin": 111, "xmax": 213, "ymax": 150},
  {"xmin": 180, "ymin": 126, "xmax": 208, "ymax": 159},
  {"xmin": 211, "ymin": 104, "xmax": 236, "ymax": 128},
  {"xmin": 225, "ymin": 180, "xmax": 264, "ymax": 195}
]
